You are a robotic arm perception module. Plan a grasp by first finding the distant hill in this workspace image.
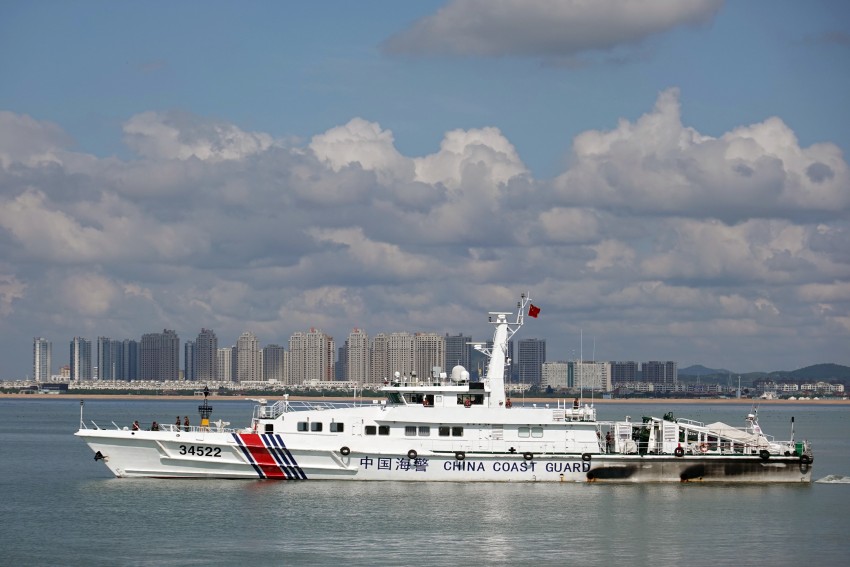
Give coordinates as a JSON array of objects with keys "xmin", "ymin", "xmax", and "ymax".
[
  {"xmin": 787, "ymin": 363, "xmax": 850, "ymax": 381},
  {"xmin": 678, "ymin": 363, "xmax": 850, "ymax": 386},
  {"xmin": 680, "ymin": 365, "xmax": 730, "ymax": 377}
]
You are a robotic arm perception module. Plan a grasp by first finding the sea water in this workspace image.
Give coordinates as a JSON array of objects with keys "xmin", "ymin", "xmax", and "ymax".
[{"xmin": 1, "ymin": 398, "xmax": 848, "ymax": 567}]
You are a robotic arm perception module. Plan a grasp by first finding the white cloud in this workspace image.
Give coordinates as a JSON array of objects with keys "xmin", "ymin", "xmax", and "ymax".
[
  {"xmin": 382, "ymin": 0, "xmax": 724, "ymax": 58},
  {"xmin": 309, "ymin": 118, "xmax": 414, "ymax": 185},
  {"xmin": 555, "ymin": 88, "xmax": 850, "ymax": 220},
  {"xmin": 123, "ymin": 110, "xmax": 275, "ymax": 161},
  {"xmin": 61, "ymin": 273, "xmax": 119, "ymax": 316},
  {"xmin": 587, "ymin": 239, "xmax": 635, "ymax": 272},
  {"xmin": 539, "ymin": 207, "xmax": 600, "ymax": 244},
  {"xmin": 0, "ymin": 98, "xmax": 848, "ymax": 377},
  {"xmin": 414, "ymin": 126, "xmax": 528, "ymax": 190},
  {"xmin": 0, "ymin": 274, "xmax": 26, "ymax": 316},
  {"xmin": 0, "ymin": 111, "xmax": 73, "ymax": 168}
]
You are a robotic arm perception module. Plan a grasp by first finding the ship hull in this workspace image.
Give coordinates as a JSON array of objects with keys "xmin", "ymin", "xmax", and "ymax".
[{"xmin": 76, "ymin": 429, "xmax": 812, "ymax": 483}]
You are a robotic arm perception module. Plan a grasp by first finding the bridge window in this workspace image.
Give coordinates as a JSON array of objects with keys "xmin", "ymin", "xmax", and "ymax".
[
  {"xmin": 378, "ymin": 425, "xmax": 390, "ymax": 435},
  {"xmin": 365, "ymin": 425, "xmax": 377, "ymax": 435},
  {"xmin": 518, "ymin": 426, "xmax": 530, "ymax": 438},
  {"xmin": 310, "ymin": 422, "xmax": 323, "ymax": 432},
  {"xmin": 531, "ymin": 426, "xmax": 544, "ymax": 438},
  {"xmin": 451, "ymin": 426, "xmax": 463, "ymax": 437},
  {"xmin": 297, "ymin": 422, "xmax": 309, "ymax": 432},
  {"xmin": 418, "ymin": 426, "xmax": 430, "ymax": 437},
  {"xmin": 405, "ymin": 426, "xmax": 417, "ymax": 436},
  {"xmin": 330, "ymin": 422, "xmax": 344, "ymax": 433},
  {"xmin": 439, "ymin": 426, "xmax": 450, "ymax": 436}
]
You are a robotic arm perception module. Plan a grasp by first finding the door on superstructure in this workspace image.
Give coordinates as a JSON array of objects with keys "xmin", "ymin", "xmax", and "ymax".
[{"xmin": 486, "ymin": 424, "xmax": 506, "ymax": 453}]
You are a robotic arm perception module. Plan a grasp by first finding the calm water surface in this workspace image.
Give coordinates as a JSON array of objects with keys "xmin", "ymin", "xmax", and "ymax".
[{"xmin": 1, "ymin": 398, "xmax": 848, "ymax": 566}]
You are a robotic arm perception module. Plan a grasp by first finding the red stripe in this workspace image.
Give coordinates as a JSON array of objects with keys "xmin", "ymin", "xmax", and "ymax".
[{"xmin": 239, "ymin": 434, "xmax": 287, "ymax": 479}]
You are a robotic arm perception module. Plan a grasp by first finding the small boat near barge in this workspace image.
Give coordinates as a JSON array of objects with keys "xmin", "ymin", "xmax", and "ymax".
[{"xmin": 76, "ymin": 294, "xmax": 813, "ymax": 482}]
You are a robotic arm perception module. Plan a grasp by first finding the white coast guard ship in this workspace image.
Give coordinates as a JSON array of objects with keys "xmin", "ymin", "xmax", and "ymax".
[{"xmin": 76, "ymin": 294, "xmax": 813, "ymax": 482}]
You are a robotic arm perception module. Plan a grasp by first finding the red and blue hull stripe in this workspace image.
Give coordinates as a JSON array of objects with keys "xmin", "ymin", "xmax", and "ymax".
[{"xmin": 233, "ymin": 433, "xmax": 307, "ymax": 480}]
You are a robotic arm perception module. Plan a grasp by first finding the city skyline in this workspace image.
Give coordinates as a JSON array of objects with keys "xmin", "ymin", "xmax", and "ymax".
[{"xmin": 2, "ymin": 2, "xmax": 849, "ymax": 379}]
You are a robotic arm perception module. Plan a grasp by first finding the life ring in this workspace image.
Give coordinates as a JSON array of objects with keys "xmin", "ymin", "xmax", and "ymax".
[
  {"xmin": 340, "ymin": 446, "xmax": 351, "ymax": 456},
  {"xmin": 800, "ymin": 454, "xmax": 811, "ymax": 464},
  {"xmin": 674, "ymin": 447, "xmax": 685, "ymax": 458},
  {"xmin": 759, "ymin": 449, "xmax": 771, "ymax": 461},
  {"xmin": 505, "ymin": 399, "xmax": 512, "ymax": 409},
  {"xmin": 699, "ymin": 443, "xmax": 708, "ymax": 453},
  {"xmin": 455, "ymin": 451, "xmax": 465, "ymax": 461},
  {"xmin": 407, "ymin": 449, "xmax": 418, "ymax": 460},
  {"xmin": 464, "ymin": 399, "xmax": 471, "ymax": 408},
  {"xmin": 581, "ymin": 453, "xmax": 592, "ymax": 462},
  {"xmin": 523, "ymin": 452, "xmax": 533, "ymax": 461}
]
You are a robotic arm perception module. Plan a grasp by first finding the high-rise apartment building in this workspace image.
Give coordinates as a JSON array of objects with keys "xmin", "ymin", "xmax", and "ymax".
[
  {"xmin": 96, "ymin": 337, "xmax": 127, "ymax": 381},
  {"xmin": 288, "ymin": 329, "xmax": 334, "ymax": 384},
  {"xmin": 195, "ymin": 328, "xmax": 218, "ymax": 382},
  {"xmin": 237, "ymin": 331, "xmax": 261, "ymax": 382},
  {"xmin": 346, "ymin": 328, "xmax": 369, "ymax": 385},
  {"xmin": 70, "ymin": 337, "xmax": 92, "ymax": 381},
  {"xmin": 569, "ymin": 360, "xmax": 612, "ymax": 392},
  {"xmin": 288, "ymin": 332, "xmax": 306, "ymax": 386},
  {"xmin": 517, "ymin": 338, "xmax": 546, "ymax": 385},
  {"xmin": 370, "ymin": 333, "xmax": 389, "ymax": 384},
  {"xmin": 642, "ymin": 361, "xmax": 678, "ymax": 389},
  {"xmin": 217, "ymin": 347, "xmax": 233, "ymax": 382},
  {"xmin": 611, "ymin": 361, "xmax": 638, "ymax": 384},
  {"xmin": 413, "ymin": 332, "xmax": 445, "ymax": 380},
  {"xmin": 336, "ymin": 344, "xmax": 347, "ymax": 381},
  {"xmin": 263, "ymin": 344, "xmax": 288, "ymax": 383},
  {"xmin": 387, "ymin": 332, "xmax": 414, "ymax": 378},
  {"xmin": 184, "ymin": 340, "xmax": 196, "ymax": 381},
  {"xmin": 306, "ymin": 329, "xmax": 335, "ymax": 382},
  {"xmin": 122, "ymin": 339, "xmax": 138, "ymax": 381},
  {"xmin": 33, "ymin": 337, "xmax": 51, "ymax": 382},
  {"xmin": 444, "ymin": 333, "xmax": 472, "ymax": 373},
  {"xmin": 541, "ymin": 361, "xmax": 569, "ymax": 390},
  {"xmin": 139, "ymin": 329, "xmax": 180, "ymax": 381},
  {"xmin": 96, "ymin": 337, "xmax": 112, "ymax": 381}
]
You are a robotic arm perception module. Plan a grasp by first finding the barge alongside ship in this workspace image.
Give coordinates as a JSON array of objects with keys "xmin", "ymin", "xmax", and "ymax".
[{"xmin": 76, "ymin": 294, "xmax": 813, "ymax": 482}]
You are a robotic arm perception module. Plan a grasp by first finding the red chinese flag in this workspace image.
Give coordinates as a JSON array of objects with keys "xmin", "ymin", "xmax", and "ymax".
[{"xmin": 528, "ymin": 304, "xmax": 541, "ymax": 318}]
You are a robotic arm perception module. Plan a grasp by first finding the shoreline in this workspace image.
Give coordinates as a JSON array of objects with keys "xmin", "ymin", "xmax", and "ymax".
[{"xmin": 1, "ymin": 393, "xmax": 848, "ymax": 404}]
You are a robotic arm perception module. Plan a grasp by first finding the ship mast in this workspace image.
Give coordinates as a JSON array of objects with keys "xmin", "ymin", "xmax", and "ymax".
[{"xmin": 480, "ymin": 293, "xmax": 531, "ymax": 408}]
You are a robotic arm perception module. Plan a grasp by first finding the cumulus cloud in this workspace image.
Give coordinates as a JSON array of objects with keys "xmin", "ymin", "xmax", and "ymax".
[
  {"xmin": 413, "ymin": 126, "xmax": 528, "ymax": 189},
  {"xmin": 0, "ymin": 111, "xmax": 73, "ymax": 168},
  {"xmin": 554, "ymin": 88, "xmax": 850, "ymax": 221},
  {"xmin": 60, "ymin": 273, "xmax": 120, "ymax": 317},
  {"xmin": 309, "ymin": 118, "xmax": 414, "ymax": 185},
  {"xmin": 0, "ymin": 274, "xmax": 26, "ymax": 316},
  {"xmin": 382, "ymin": 0, "xmax": 724, "ymax": 59},
  {"xmin": 0, "ymin": 95, "xmax": 848, "ymax": 377},
  {"xmin": 123, "ymin": 110, "xmax": 275, "ymax": 161}
]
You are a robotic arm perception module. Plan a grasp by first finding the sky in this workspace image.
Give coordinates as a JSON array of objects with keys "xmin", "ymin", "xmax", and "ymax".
[{"xmin": 1, "ymin": 0, "xmax": 849, "ymax": 379}]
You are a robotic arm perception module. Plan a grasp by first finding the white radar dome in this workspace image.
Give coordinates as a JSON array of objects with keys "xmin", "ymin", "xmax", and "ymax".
[{"xmin": 451, "ymin": 365, "xmax": 468, "ymax": 382}]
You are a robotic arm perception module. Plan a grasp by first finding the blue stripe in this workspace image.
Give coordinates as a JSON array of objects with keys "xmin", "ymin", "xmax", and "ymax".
[
  {"xmin": 261, "ymin": 434, "xmax": 296, "ymax": 478},
  {"xmin": 231, "ymin": 433, "xmax": 265, "ymax": 479},
  {"xmin": 273, "ymin": 433, "xmax": 308, "ymax": 480}
]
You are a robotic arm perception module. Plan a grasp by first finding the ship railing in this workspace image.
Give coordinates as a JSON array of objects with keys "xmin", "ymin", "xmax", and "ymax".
[
  {"xmin": 255, "ymin": 399, "xmax": 367, "ymax": 419},
  {"xmin": 79, "ymin": 421, "xmax": 238, "ymax": 433},
  {"xmin": 158, "ymin": 423, "xmax": 238, "ymax": 434},
  {"xmin": 561, "ymin": 406, "xmax": 597, "ymax": 422},
  {"xmin": 676, "ymin": 418, "xmax": 706, "ymax": 428}
]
